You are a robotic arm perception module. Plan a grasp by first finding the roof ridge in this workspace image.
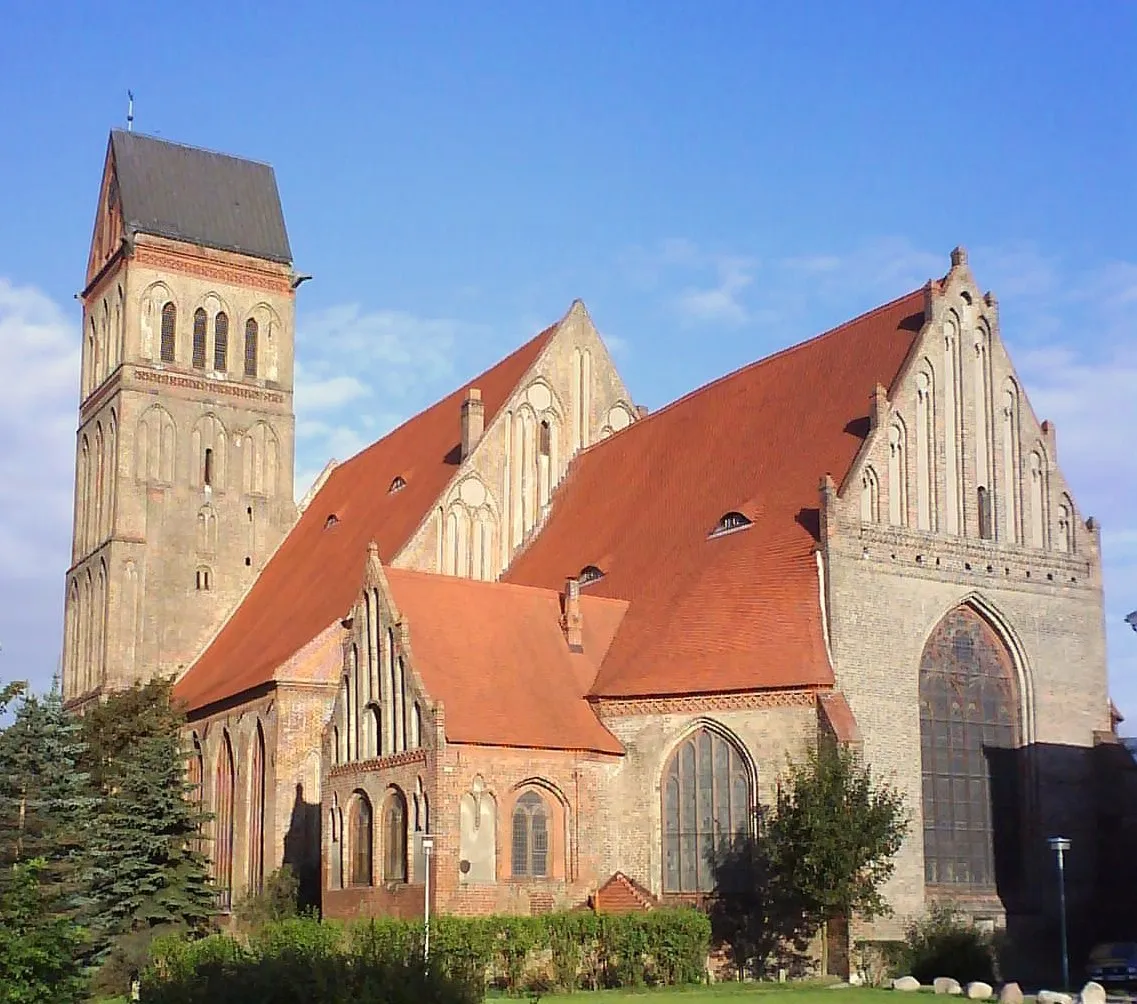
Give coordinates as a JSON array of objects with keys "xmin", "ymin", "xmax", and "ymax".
[
  {"xmin": 111, "ymin": 129, "xmax": 276, "ymax": 170},
  {"xmin": 386, "ymin": 566, "xmax": 628, "ymax": 607},
  {"xmin": 579, "ymin": 285, "xmax": 924, "ymax": 447}
]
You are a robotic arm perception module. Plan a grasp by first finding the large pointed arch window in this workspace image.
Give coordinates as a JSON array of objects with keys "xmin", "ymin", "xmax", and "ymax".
[
  {"xmin": 213, "ymin": 312, "xmax": 229, "ymax": 371},
  {"xmin": 662, "ymin": 727, "xmax": 752, "ymax": 893},
  {"xmin": 213, "ymin": 732, "xmax": 236, "ymax": 911},
  {"xmin": 248, "ymin": 723, "xmax": 266, "ymax": 894},
  {"xmin": 919, "ymin": 606, "xmax": 1019, "ymax": 891},
  {"xmin": 511, "ymin": 791, "xmax": 549, "ymax": 878}
]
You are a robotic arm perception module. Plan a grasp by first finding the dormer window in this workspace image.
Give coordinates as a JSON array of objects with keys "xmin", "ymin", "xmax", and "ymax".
[
  {"xmin": 388, "ymin": 476, "xmax": 406, "ymax": 494},
  {"xmin": 579, "ymin": 565, "xmax": 605, "ymax": 586},
  {"xmin": 324, "ymin": 514, "xmax": 339, "ymax": 530},
  {"xmin": 709, "ymin": 512, "xmax": 752, "ymax": 538}
]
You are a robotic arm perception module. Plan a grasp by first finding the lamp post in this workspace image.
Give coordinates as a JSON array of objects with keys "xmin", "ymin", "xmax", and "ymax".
[
  {"xmin": 421, "ymin": 834, "xmax": 435, "ymax": 962},
  {"xmin": 1048, "ymin": 836, "xmax": 1071, "ymax": 989}
]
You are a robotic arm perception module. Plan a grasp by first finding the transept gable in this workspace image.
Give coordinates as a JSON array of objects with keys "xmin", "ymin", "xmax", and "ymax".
[{"xmin": 838, "ymin": 247, "xmax": 1097, "ymax": 560}]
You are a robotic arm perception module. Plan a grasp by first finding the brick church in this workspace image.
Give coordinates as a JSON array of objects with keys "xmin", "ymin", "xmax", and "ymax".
[{"xmin": 63, "ymin": 130, "xmax": 1122, "ymax": 961}]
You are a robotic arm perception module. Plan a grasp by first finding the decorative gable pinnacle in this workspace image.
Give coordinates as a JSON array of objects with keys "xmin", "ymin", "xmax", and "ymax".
[
  {"xmin": 869, "ymin": 383, "xmax": 889, "ymax": 431},
  {"xmin": 951, "ymin": 245, "xmax": 968, "ymax": 267}
]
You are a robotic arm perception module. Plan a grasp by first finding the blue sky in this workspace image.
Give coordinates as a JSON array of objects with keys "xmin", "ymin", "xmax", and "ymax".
[{"xmin": 0, "ymin": 2, "xmax": 1134, "ymax": 725}]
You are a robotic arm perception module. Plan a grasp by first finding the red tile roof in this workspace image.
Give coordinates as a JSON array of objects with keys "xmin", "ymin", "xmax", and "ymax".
[
  {"xmin": 506, "ymin": 290, "xmax": 926, "ymax": 698},
  {"xmin": 175, "ymin": 326, "xmax": 555, "ymax": 712},
  {"xmin": 385, "ymin": 569, "xmax": 627, "ymax": 754},
  {"xmin": 594, "ymin": 871, "xmax": 659, "ymax": 913}
]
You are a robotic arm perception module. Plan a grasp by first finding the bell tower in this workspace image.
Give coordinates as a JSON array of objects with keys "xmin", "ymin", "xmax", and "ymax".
[{"xmin": 63, "ymin": 130, "xmax": 300, "ymax": 706}]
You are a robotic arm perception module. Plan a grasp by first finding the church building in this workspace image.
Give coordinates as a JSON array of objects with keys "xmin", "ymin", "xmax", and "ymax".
[{"xmin": 63, "ymin": 130, "xmax": 1119, "ymax": 965}]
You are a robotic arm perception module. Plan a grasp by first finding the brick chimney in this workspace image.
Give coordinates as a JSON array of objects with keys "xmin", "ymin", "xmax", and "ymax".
[
  {"xmin": 562, "ymin": 577, "xmax": 583, "ymax": 653},
  {"xmin": 460, "ymin": 388, "xmax": 484, "ymax": 460}
]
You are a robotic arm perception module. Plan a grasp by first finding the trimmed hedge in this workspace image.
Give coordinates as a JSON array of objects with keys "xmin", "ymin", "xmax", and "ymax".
[{"xmin": 143, "ymin": 909, "xmax": 711, "ymax": 1000}]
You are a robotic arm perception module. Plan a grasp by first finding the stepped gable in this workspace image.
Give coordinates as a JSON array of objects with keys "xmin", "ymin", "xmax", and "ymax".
[
  {"xmin": 506, "ymin": 288, "xmax": 926, "ymax": 699},
  {"xmin": 383, "ymin": 568, "xmax": 627, "ymax": 754},
  {"xmin": 174, "ymin": 324, "xmax": 555, "ymax": 712}
]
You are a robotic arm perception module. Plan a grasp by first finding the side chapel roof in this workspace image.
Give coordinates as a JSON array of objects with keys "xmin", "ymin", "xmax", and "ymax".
[
  {"xmin": 384, "ymin": 569, "xmax": 627, "ymax": 754},
  {"xmin": 505, "ymin": 289, "xmax": 927, "ymax": 698},
  {"xmin": 174, "ymin": 324, "xmax": 555, "ymax": 712},
  {"xmin": 109, "ymin": 130, "xmax": 292, "ymax": 263}
]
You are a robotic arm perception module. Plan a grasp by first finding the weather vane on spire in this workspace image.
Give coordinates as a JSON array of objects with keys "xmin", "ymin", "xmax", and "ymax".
[{"xmin": 127, "ymin": 91, "xmax": 134, "ymax": 132}]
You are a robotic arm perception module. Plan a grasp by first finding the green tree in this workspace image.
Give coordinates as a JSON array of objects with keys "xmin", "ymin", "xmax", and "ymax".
[
  {"xmin": 80, "ymin": 676, "xmax": 184, "ymax": 795},
  {"xmin": 767, "ymin": 742, "xmax": 908, "ymax": 932},
  {"xmin": 0, "ymin": 859, "xmax": 87, "ymax": 1004},
  {"xmin": 0, "ymin": 680, "xmax": 99, "ymax": 919},
  {"xmin": 88, "ymin": 728, "xmax": 214, "ymax": 957}
]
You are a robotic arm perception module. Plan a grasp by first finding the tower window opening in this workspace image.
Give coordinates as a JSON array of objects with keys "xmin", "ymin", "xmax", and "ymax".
[
  {"xmin": 244, "ymin": 319, "xmax": 259, "ymax": 377},
  {"xmin": 196, "ymin": 568, "xmax": 212, "ymax": 591},
  {"xmin": 213, "ymin": 312, "xmax": 229, "ymax": 371},
  {"xmin": 539, "ymin": 420, "xmax": 551, "ymax": 457},
  {"xmin": 204, "ymin": 448, "xmax": 214, "ymax": 488},
  {"xmin": 160, "ymin": 302, "xmax": 177, "ymax": 363},
  {"xmin": 192, "ymin": 308, "xmax": 207, "ymax": 369}
]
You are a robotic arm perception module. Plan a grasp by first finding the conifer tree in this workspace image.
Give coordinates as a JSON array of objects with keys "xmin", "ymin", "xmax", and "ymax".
[
  {"xmin": 87, "ymin": 728, "xmax": 214, "ymax": 959},
  {"xmin": 0, "ymin": 679, "xmax": 98, "ymax": 918}
]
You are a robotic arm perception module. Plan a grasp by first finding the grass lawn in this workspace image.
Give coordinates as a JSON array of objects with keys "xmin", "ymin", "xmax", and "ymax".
[{"xmin": 512, "ymin": 985, "xmax": 894, "ymax": 1003}]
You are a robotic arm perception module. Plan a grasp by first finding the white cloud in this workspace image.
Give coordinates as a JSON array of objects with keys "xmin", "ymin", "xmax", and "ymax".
[
  {"xmin": 0, "ymin": 279, "xmax": 80, "ymax": 691},
  {"xmin": 676, "ymin": 256, "xmax": 756, "ymax": 326},
  {"xmin": 294, "ymin": 369, "xmax": 369, "ymax": 412}
]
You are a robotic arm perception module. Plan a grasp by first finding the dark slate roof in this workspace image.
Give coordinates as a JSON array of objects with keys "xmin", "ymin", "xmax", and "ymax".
[{"xmin": 109, "ymin": 130, "xmax": 292, "ymax": 264}]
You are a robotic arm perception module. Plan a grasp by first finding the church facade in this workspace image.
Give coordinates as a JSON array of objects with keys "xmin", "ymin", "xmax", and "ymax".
[{"xmin": 63, "ymin": 131, "xmax": 1119, "ymax": 967}]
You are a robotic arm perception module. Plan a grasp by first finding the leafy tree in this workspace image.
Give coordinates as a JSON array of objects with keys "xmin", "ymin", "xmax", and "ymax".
[
  {"xmin": 234, "ymin": 864, "xmax": 303, "ymax": 930},
  {"xmin": 0, "ymin": 859, "xmax": 86, "ymax": 1004},
  {"xmin": 767, "ymin": 742, "xmax": 908, "ymax": 930},
  {"xmin": 0, "ymin": 680, "xmax": 98, "ymax": 919},
  {"xmin": 88, "ymin": 728, "xmax": 215, "ymax": 961},
  {"xmin": 80, "ymin": 676, "xmax": 184, "ymax": 795}
]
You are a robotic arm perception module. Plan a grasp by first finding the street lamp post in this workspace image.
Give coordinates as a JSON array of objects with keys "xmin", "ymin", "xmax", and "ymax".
[
  {"xmin": 421, "ymin": 834, "xmax": 435, "ymax": 962},
  {"xmin": 1048, "ymin": 836, "xmax": 1071, "ymax": 989}
]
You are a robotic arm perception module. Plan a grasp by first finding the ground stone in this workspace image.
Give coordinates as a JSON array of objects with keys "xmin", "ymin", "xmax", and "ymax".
[
  {"xmin": 1038, "ymin": 992, "xmax": 1074, "ymax": 1004},
  {"xmin": 967, "ymin": 982, "xmax": 994, "ymax": 1000},
  {"xmin": 1079, "ymin": 982, "xmax": 1106, "ymax": 1004},
  {"xmin": 935, "ymin": 978, "xmax": 963, "ymax": 995},
  {"xmin": 999, "ymin": 982, "xmax": 1024, "ymax": 1004},
  {"xmin": 893, "ymin": 977, "xmax": 922, "ymax": 992}
]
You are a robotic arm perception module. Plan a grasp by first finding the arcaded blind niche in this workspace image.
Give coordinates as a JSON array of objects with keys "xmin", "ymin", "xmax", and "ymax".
[
  {"xmin": 662, "ymin": 727, "xmax": 752, "ymax": 894},
  {"xmin": 919, "ymin": 605, "xmax": 1019, "ymax": 891}
]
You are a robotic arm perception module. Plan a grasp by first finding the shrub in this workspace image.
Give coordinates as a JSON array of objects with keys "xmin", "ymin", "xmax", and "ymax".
[
  {"xmin": 903, "ymin": 903, "xmax": 997, "ymax": 985},
  {"xmin": 233, "ymin": 865, "xmax": 303, "ymax": 930},
  {"xmin": 853, "ymin": 938, "xmax": 907, "ymax": 986},
  {"xmin": 140, "ymin": 907, "xmax": 712, "ymax": 1001}
]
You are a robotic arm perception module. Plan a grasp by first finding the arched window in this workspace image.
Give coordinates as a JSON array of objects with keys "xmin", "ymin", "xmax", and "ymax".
[
  {"xmin": 539, "ymin": 420, "xmax": 551, "ymax": 457},
  {"xmin": 349, "ymin": 792, "xmax": 373, "ymax": 887},
  {"xmin": 329, "ymin": 796, "xmax": 343, "ymax": 889},
  {"xmin": 192, "ymin": 308, "xmax": 207, "ymax": 368},
  {"xmin": 383, "ymin": 789, "xmax": 408, "ymax": 882},
  {"xmin": 662, "ymin": 727, "xmax": 752, "ymax": 893},
  {"xmin": 860, "ymin": 466, "xmax": 880, "ymax": 523},
  {"xmin": 919, "ymin": 606, "xmax": 1018, "ymax": 891},
  {"xmin": 248, "ymin": 722, "xmax": 266, "ymax": 894},
  {"xmin": 160, "ymin": 302, "xmax": 177, "ymax": 363},
  {"xmin": 511, "ymin": 791, "xmax": 549, "ymax": 878},
  {"xmin": 214, "ymin": 732, "xmax": 236, "ymax": 911},
  {"xmin": 410, "ymin": 702, "xmax": 421, "ymax": 748},
  {"xmin": 213, "ymin": 312, "xmax": 229, "ymax": 371},
  {"xmin": 244, "ymin": 318, "xmax": 258, "ymax": 377}
]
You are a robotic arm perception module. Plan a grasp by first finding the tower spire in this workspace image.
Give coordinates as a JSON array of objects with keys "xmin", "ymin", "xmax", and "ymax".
[{"xmin": 126, "ymin": 91, "xmax": 134, "ymax": 132}]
